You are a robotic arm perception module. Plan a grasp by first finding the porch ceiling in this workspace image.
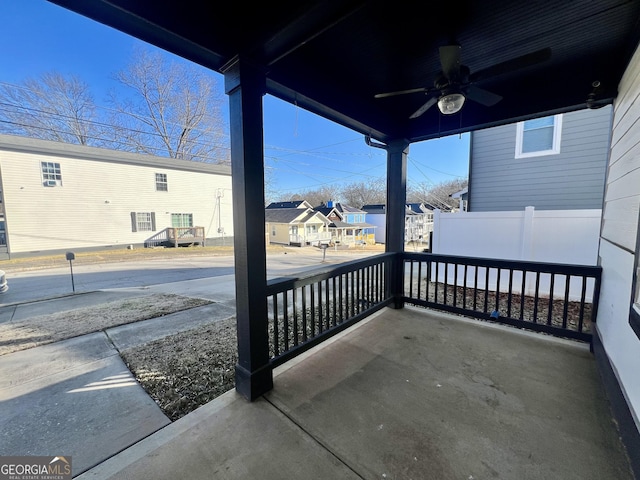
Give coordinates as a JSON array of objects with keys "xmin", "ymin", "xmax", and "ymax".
[{"xmin": 48, "ymin": 0, "xmax": 640, "ymax": 144}]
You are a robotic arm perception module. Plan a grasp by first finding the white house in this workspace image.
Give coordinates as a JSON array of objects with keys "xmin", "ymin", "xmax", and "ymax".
[
  {"xmin": 0, "ymin": 134, "xmax": 233, "ymax": 258},
  {"xmin": 265, "ymin": 207, "xmax": 330, "ymax": 246},
  {"xmin": 362, "ymin": 203, "xmax": 435, "ymax": 246}
]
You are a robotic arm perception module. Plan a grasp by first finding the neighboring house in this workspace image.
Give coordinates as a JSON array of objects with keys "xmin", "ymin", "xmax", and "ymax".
[
  {"xmin": 362, "ymin": 203, "xmax": 435, "ymax": 245},
  {"xmin": 314, "ymin": 200, "xmax": 376, "ymax": 245},
  {"xmin": 450, "ymin": 188, "xmax": 468, "ymax": 212},
  {"xmin": 433, "ymin": 106, "xmax": 614, "ymax": 266},
  {"xmin": 467, "ymin": 106, "xmax": 612, "ymax": 212},
  {"xmin": 0, "ymin": 134, "xmax": 233, "ymax": 259},
  {"xmin": 265, "ymin": 207, "xmax": 330, "ymax": 246}
]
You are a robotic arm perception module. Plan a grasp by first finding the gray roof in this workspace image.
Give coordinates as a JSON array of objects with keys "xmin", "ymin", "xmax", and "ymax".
[
  {"xmin": 0, "ymin": 134, "xmax": 231, "ymax": 176},
  {"xmin": 265, "ymin": 208, "xmax": 328, "ymax": 224},
  {"xmin": 264, "ymin": 208, "xmax": 307, "ymax": 223},
  {"xmin": 266, "ymin": 200, "xmax": 310, "ymax": 209},
  {"xmin": 362, "ymin": 204, "xmax": 385, "ymax": 214}
]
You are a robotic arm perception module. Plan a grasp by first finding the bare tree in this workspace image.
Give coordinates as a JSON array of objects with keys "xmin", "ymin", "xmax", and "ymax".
[
  {"xmin": 106, "ymin": 47, "xmax": 229, "ymax": 163},
  {"xmin": 341, "ymin": 178, "xmax": 386, "ymax": 208},
  {"xmin": 0, "ymin": 73, "xmax": 99, "ymax": 145},
  {"xmin": 408, "ymin": 178, "xmax": 468, "ymax": 210}
]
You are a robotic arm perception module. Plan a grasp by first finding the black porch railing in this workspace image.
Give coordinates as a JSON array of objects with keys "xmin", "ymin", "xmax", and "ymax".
[
  {"xmin": 403, "ymin": 252, "xmax": 602, "ymax": 342},
  {"xmin": 263, "ymin": 252, "xmax": 601, "ymax": 372},
  {"xmin": 266, "ymin": 253, "xmax": 394, "ymax": 367}
]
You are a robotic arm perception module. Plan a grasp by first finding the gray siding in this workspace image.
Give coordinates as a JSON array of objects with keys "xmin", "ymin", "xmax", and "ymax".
[{"xmin": 469, "ymin": 106, "xmax": 612, "ymax": 211}]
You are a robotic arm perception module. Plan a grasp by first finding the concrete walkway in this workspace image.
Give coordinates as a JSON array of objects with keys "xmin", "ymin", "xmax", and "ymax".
[{"xmin": 0, "ymin": 281, "xmax": 237, "ymax": 476}]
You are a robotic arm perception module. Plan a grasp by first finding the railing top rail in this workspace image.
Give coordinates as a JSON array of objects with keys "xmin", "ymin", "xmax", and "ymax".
[
  {"xmin": 403, "ymin": 252, "xmax": 602, "ymax": 277},
  {"xmin": 267, "ymin": 252, "xmax": 394, "ymax": 295}
]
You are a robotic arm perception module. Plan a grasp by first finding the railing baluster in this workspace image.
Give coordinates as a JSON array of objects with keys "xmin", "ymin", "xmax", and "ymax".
[
  {"xmin": 472, "ymin": 265, "xmax": 478, "ymax": 311},
  {"xmin": 302, "ymin": 285, "xmax": 308, "ymax": 341},
  {"xmin": 483, "ymin": 267, "xmax": 490, "ymax": 313},
  {"xmin": 338, "ymin": 274, "xmax": 344, "ymax": 324},
  {"xmin": 317, "ymin": 280, "xmax": 323, "ymax": 334},
  {"xmin": 520, "ymin": 270, "xmax": 526, "ymax": 320},
  {"xmin": 533, "ymin": 271, "xmax": 541, "ymax": 323},
  {"xmin": 507, "ymin": 269, "xmax": 513, "ymax": 318},
  {"xmin": 563, "ymin": 275, "xmax": 570, "ymax": 329},
  {"xmin": 435, "ymin": 261, "xmax": 440, "ymax": 304},
  {"xmin": 426, "ymin": 260, "xmax": 431, "ymax": 301},
  {"xmin": 578, "ymin": 275, "xmax": 587, "ymax": 333},
  {"xmin": 329, "ymin": 276, "xmax": 335, "ymax": 326},
  {"xmin": 325, "ymin": 278, "xmax": 331, "ymax": 330},
  {"xmin": 453, "ymin": 263, "xmax": 459, "ymax": 307},
  {"xmin": 310, "ymin": 282, "xmax": 316, "ymax": 337},
  {"xmin": 293, "ymin": 288, "xmax": 299, "ymax": 346},
  {"xmin": 283, "ymin": 290, "xmax": 289, "ymax": 352},
  {"xmin": 463, "ymin": 264, "xmax": 468, "ymax": 309},
  {"xmin": 356, "ymin": 268, "xmax": 361, "ymax": 313},
  {"xmin": 409, "ymin": 260, "xmax": 414, "ymax": 298},
  {"xmin": 350, "ymin": 270, "xmax": 355, "ymax": 318},
  {"xmin": 272, "ymin": 294, "xmax": 279, "ymax": 357},
  {"xmin": 417, "ymin": 261, "xmax": 423, "ymax": 299},
  {"xmin": 495, "ymin": 268, "xmax": 502, "ymax": 314},
  {"xmin": 547, "ymin": 273, "xmax": 555, "ymax": 326}
]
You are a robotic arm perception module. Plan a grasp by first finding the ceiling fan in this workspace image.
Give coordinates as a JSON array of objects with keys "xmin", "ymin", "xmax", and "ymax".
[{"xmin": 375, "ymin": 44, "xmax": 551, "ymax": 118}]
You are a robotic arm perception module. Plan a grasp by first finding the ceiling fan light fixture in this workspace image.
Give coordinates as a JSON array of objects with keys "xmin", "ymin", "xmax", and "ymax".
[{"xmin": 437, "ymin": 93, "xmax": 466, "ymax": 114}]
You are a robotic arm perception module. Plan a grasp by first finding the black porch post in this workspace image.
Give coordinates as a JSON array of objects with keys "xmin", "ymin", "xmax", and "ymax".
[
  {"xmin": 385, "ymin": 139, "xmax": 409, "ymax": 308},
  {"xmin": 223, "ymin": 57, "xmax": 273, "ymax": 401}
]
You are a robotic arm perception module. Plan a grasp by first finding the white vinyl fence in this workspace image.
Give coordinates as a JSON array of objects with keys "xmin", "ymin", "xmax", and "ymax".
[{"xmin": 431, "ymin": 207, "xmax": 602, "ymax": 301}]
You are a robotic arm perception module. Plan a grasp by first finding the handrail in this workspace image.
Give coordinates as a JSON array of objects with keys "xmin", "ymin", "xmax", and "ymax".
[
  {"xmin": 267, "ymin": 253, "xmax": 395, "ymax": 294},
  {"xmin": 402, "ymin": 252, "xmax": 601, "ymax": 342},
  {"xmin": 266, "ymin": 253, "xmax": 395, "ymax": 366}
]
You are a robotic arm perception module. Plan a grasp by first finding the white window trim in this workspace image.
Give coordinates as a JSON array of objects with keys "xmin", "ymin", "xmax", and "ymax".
[{"xmin": 515, "ymin": 114, "xmax": 563, "ymax": 158}]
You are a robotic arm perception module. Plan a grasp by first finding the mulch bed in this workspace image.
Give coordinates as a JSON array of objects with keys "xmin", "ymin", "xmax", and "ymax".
[{"xmin": 407, "ymin": 280, "xmax": 593, "ymax": 334}]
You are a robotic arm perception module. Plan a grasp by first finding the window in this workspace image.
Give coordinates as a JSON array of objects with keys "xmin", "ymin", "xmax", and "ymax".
[
  {"xmin": 515, "ymin": 114, "xmax": 563, "ymax": 158},
  {"xmin": 155, "ymin": 173, "xmax": 168, "ymax": 191},
  {"xmin": 171, "ymin": 213, "xmax": 193, "ymax": 228},
  {"xmin": 130, "ymin": 212, "xmax": 156, "ymax": 232},
  {"xmin": 41, "ymin": 161, "xmax": 62, "ymax": 186}
]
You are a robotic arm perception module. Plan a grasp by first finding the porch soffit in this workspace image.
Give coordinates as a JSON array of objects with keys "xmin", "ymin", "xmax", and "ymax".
[{"xmin": 48, "ymin": 0, "xmax": 640, "ymax": 144}]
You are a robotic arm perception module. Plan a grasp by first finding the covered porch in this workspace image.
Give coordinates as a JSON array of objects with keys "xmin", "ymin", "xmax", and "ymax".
[
  {"xmin": 47, "ymin": 1, "xmax": 640, "ymax": 477},
  {"xmin": 78, "ymin": 306, "xmax": 631, "ymax": 479}
]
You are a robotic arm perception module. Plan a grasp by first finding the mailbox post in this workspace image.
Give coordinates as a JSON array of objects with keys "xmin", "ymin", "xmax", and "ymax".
[
  {"xmin": 66, "ymin": 251, "xmax": 76, "ymax": 292},
  {"xmin": 320, "ymin": 243, "xmax": 328, "ymax": 262}
]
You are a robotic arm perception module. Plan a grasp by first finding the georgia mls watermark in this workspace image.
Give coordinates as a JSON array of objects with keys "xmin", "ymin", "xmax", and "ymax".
[{"xmin": 0, "ymin": 456, "xmax": 71, "ymax": 480}]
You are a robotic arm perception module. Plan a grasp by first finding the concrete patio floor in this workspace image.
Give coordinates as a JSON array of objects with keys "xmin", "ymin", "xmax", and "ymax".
[{"xmin": 78, "ymin": 306, "xmax": 633, "ymax": 480}]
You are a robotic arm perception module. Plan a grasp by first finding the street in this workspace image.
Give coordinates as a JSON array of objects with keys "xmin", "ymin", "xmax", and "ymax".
[{"xmin": 0, "ymin": 248, "xmax": 381, "ymax": 305}]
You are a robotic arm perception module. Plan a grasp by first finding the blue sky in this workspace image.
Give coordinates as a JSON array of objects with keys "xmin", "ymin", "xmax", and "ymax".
[{"xmin": 1, "ymin": 1, "xmax": 470, "ymax": 198}]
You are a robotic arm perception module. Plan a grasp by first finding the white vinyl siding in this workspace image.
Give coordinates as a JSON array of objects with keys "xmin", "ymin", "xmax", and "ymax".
[
  {"xmin": 597, "ymin": 43, "xmax": 640, "ymax": 430},
  {"xmin": 0, "ymin": 136, "xmax": 233, "ymax": 253}
]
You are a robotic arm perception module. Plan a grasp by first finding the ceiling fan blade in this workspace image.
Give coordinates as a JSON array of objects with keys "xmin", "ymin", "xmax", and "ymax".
[
  {"xmin": 374, "ymin": 87, "xmax": 430, "ymax": 98},
  {"xmin": 464, "ymin": 85, "xmax": 502, "ymax": 106},
  {"xmin": 409, "ymin": 96, "xmax": 438, "ymax": 119},
  {"xmin": 439, "ymin": 45, "xmax": 462, "ymax": 80},
  {"xmin": 469, "ymin": 47, "xmax": 551, "ymax": 83}
]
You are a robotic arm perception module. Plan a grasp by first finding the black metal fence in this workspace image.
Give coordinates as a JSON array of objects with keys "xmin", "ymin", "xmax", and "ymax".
[
  {"xmin": 403, "ymin": 252, "xmax": 602, "ymax": 342},
  {"xmin": 266, "ymin": 253, "xmax": 394, "ymax": 366}
]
